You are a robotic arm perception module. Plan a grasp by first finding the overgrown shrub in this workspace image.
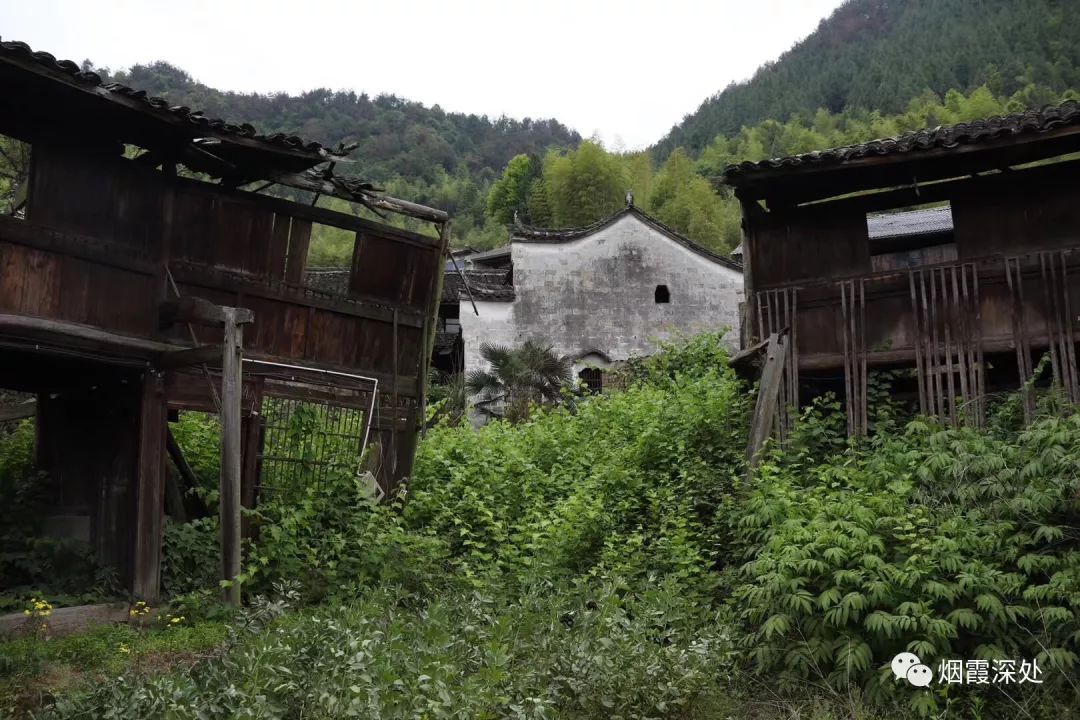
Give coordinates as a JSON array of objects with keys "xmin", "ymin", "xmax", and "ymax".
[
  {"xmin": 733, "ymin": 407, "xmax": 1080, "ymax": 716},
  {"xmin": 161, "ymin": 516, "xmax": 220, "ymax": 597},
  {"xmin": 45, "ymin": 579, "xmax": 735, "ymax": 720},
  {"xmin": 26, "ymin": 334, "xmax": 1080, "ymax": 718}
]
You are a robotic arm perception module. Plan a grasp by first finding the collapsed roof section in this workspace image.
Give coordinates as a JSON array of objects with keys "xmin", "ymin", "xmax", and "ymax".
[{"xmin": 0, "ymin": 37, "xmax": 446, "ymax": 225}]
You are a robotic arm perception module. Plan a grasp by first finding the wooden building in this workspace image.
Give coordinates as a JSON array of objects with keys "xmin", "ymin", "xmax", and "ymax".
[
  {"xmin": 0, "ymin": 39, "xmax": 449, "ymax": 600},
  {"xmin": 724, "ymin": 100, "xmax": 1080, "ymax": 437}
]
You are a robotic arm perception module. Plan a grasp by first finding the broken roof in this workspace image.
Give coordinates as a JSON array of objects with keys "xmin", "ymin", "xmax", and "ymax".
[
  {"xmin": 0, "ymin": 37, "xmax": 339, "ymax": 175},
  {"xmin": 512, "ymin": 205, "xmax": 743, "ymax": 272},
  {"xmin": 722, "ymin": 100, "xmax": 1080, "ymax": 203},
  {"xmin": 443, "ymin": 268, "xmax": 515, "ymax": 302},
  {"xmin": 0, "ymin": 37, "xmax": 448, "ymax": 224}
]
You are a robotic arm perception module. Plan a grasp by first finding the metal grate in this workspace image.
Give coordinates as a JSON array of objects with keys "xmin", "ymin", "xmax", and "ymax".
[
  {"xmin": 242, "ymin": 360, "xmax": 380, "ymax": 505},
  {"xmin": 257, "ymin": 396, "xmax": 367, "ymax": 504}
]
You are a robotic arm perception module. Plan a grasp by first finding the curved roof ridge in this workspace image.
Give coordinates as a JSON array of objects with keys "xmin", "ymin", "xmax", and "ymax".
[
  {"xmin": 722, "ymin": 99, "xmax": 1080, "ymax": 183},
  {"xmin": 512, "ymin": 206, "xmax": 742, "ymax": 271}
]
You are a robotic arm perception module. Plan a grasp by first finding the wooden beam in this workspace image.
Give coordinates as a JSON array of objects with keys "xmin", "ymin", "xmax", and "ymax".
[
  {"xmin": 166, "ymin": 427, "xmax": 201, "ymax": 519},
  {"xmin": 267, "ymin": 170, "xmax": 449, "ymax": 224},
  {"xmin": 167, "ymin": 262, "xmax": 426, "ymax": 328},
  {"xmin": 0, "ymin": 313, "xmax": 180, "ymax": 358},
  {"xmin": 789, "ymin": 156, "xmax": 1080, "ymax": 215},
  {"xmin": 0, "ymin": 399, "xmax": 36, "ymax": 422},
  {"xmin": 156, "ymin": 345, "xmax": 222, "ymax": 370},
  {"xmin": 172, "ymin": 176, "xmax": 441, "ymax": 250},
  {"xmin": 219, "ymin": 307, "xmax": 250, "ymax": 605},
  {"xmin": 747, "ymin": 332, "xmax": 787, "ymax": 471},
  {"xmin": 133, "ymin": 371, "xmax": 167, "ymax": 601},
  {"xmin": 160, "ymin": 296, "xmax": 254, "ymax": 328},
  {"xmin": 240, "ymin": 410, "xmax": 262, "ymax": 541},
  {"xmin": 0, "ymin": 602, "xmax": 157, "ymax": 638},
  {"xmin": 283, "ymin": 218, "xmax": 312, "ymax": 285}
]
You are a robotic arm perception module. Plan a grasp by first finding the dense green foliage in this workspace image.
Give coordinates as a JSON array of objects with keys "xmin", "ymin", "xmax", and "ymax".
[
  {"xmin": 22, "ymin": 336, "xmax": 1080, "ymax": 718},
  {"xmin": 655, "ymin": 0, "xmax": 1080, "ymax": 158}
]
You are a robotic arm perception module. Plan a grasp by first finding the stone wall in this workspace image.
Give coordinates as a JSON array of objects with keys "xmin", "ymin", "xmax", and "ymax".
[{"xmin": 459, "ymin": 213, "xmax": 743, "ymax": 380}]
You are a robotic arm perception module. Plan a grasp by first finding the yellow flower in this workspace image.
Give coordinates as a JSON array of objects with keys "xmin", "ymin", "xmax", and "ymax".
[{"xmin": 23, "ymin": 609, "xmax": 30, "ymax": 616}]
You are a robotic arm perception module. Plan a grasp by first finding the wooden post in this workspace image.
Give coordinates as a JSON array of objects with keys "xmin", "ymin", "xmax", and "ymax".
[
  {"xmin": 240, "ymin": 409, "xmax": 263, "ymax": 542},
  {"xmin": 220, "ymin": 307, "xmax": 245, "ymax": 605},
  {"xmin": 133, "ymin": 371, "xmax": 167, "ymax": 601},
  {"xmin": 747, "ymin": 332, "xmax": 787, "ymax": 471}
]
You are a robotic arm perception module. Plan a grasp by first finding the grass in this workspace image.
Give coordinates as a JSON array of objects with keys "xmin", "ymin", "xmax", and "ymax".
[{"xmin": 0, "ymin": 620, "xmax": 227, "ymax": 716}]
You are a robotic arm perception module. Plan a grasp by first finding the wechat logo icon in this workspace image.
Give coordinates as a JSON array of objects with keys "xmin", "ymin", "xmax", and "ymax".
[{"xmin": 892, "ymin": 652, "xmax": 933, "ymax": 687}]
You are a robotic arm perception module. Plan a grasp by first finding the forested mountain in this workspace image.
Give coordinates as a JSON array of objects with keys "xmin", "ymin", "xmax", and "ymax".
[
  {"xmin": 90, "ymin": 62, "xmax": 580, "ymax": 248},
  {"xmin": 654, "ymin": 0, "xmax": 1080, "ymax": 159},
  {"xmin": 109, "ymin": 63, "xmax": 580, "ymax": 185}
]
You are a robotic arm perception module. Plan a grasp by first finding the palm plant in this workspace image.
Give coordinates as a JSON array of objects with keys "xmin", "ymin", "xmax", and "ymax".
[{"xmin": 465, "ymin": 341, "xmax": 572, "ymax": 422}]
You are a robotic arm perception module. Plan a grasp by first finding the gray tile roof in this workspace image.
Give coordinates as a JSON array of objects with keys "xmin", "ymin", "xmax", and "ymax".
[
  {"xmin": 722, "ymin": 100, "xmax": 1080, "ymax": 183},
  {"xmin": 867, "ymin": 206, "xmax": 953, "ymax": 239}
]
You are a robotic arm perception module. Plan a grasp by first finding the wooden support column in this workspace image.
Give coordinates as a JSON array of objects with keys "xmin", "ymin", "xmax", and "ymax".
[
  {"xmin": 220, "ymin": 307, "xmax": 248, "ymax": 605},
  {"xmin": 133, "ymin": 371, "xmax": 167, "ymax": 602},
  {"xmin": 158, "ymin": 294, "xmax": 253, "ymax": 604}
]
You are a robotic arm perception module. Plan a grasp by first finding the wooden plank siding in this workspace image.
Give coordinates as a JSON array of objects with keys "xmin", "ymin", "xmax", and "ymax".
[{"xmin": 4, "ymin": 144, "xmax": 441, "ymax": 398}]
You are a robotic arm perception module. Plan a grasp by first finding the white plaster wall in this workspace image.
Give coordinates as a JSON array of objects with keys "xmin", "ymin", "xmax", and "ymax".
[
  {"xmin": 459, "ymin": 214, "xmax": 743, "ymax": 378},
  {"xmin": 460, "ymin": 300, "xmax": 519, "ymax": 376}
]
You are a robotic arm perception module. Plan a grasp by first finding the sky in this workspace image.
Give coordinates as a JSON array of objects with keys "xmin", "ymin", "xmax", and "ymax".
[{"xmin": 1, "ymin": 0, "xmax": 847, "ymax": 150}]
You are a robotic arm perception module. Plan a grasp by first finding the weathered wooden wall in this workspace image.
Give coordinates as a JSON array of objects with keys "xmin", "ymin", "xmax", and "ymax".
[
  {"xmin": 13, "ymin": 146, "xmax": 438, "ymax": 388},
  {"xmin": 743, "ymin": 157, "xmax": 1080, "ymax": 433},
  {"xmin": 0, "ymin": 144, "xmax": 445, "ymax": 597}
]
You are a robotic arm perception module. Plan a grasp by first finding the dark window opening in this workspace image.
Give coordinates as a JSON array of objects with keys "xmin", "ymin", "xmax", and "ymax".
[
  {"xmin": 579, "ymin": 367, "xmax": 603, "ymax": 395},
  {"xmin": 654, "ymin": 285, "xmax": 670, "ymax": 303},
  {"xmin": 0, "ymin": 133, "xmax": 31, "ymax": 219}
]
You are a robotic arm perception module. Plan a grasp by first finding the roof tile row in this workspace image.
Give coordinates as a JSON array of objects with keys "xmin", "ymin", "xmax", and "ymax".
[
  {"xmin": 722, "ymin": 100, "xmax": 1080, "ymax": 181},
  {"xmin": 0, "ymin": 38, "xmax": 326, "ymax": 157}
]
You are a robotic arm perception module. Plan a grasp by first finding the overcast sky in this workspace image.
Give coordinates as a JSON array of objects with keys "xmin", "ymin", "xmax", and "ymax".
[{"xmin": 2, "ymin": 0, "xmax": 846, "ymax": 149}]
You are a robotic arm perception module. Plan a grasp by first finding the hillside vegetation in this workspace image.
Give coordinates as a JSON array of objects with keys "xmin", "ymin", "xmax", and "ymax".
[
  {"xmin": 96, "ymin": 62, "xmax": 581, "ymax": 250},
  {"xmin": 654, "ymin": 0, "xmax": 1080, "ymax": 159}
]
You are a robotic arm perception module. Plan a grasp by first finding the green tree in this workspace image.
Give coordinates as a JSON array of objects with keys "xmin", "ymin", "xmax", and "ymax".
[
  {"xmin": 543, "ymin": 141, "xmax": 627, "ymax": 227},
  {"xmin": 650, "ymin": 149, "xmax": 739, "ymax": 253},
  {"xmin": 465, "ymin": 341, "xmax": 572, "ymax": 423},
  {"xmin": 486, "ymin": 154, "xmax": 542, "ymax": 225}
]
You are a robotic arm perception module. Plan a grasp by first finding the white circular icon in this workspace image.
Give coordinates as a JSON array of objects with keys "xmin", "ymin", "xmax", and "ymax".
[
  {"xmin": 891, "ymin": 652, "xmax": 921, "ymax": 680},
  {"xmin": 907, "ymin": 663, "xmax": 933, "ymax": 687}
]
